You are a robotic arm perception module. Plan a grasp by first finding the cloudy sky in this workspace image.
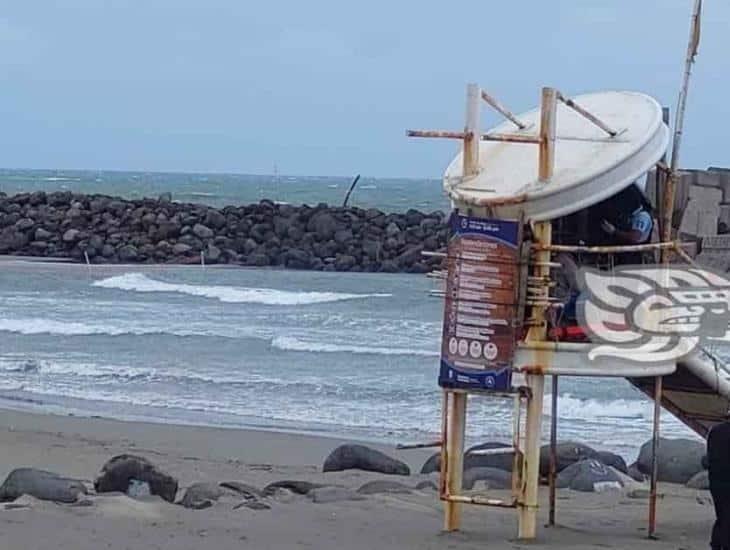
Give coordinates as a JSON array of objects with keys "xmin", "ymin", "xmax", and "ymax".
[{"xmin": 0, "ymin": 1, "xmax": 728, "ymax": 177}]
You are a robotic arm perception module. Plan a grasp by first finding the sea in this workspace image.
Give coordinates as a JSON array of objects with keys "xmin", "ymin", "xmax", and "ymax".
[{"xmin": 0, "ymin": 168, "xmax": 706, "ymax": 459}]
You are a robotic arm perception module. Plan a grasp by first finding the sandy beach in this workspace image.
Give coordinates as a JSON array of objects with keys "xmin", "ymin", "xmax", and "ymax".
[{"xmin": 0, "ymin": 408, "xmax": 714, "ymax": 550}]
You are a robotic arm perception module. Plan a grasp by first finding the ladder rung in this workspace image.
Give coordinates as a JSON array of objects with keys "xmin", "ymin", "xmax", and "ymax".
[{"xmin": 443, "ymin": 494, "xmax": 518, "ymax": 508}]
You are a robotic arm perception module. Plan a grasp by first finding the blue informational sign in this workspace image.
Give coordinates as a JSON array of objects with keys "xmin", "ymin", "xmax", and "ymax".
[{"xmin": 438, "ymin": 213, "xmax": 520, "ymax": 391}]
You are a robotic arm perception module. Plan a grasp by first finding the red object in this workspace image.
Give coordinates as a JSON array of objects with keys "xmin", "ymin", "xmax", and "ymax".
[{"xmin": 548, "ymin": 325, "xmax": 588, "ymax": 342}]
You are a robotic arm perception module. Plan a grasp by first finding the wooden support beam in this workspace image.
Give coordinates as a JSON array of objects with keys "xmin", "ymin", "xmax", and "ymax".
[
  {"xmin": 518, "ymin": 87, "xmax": 556, "ymax": 540},
  {"xmin": 406, "ymin": 130, "xmax": 467, "ymax": 139},
  {"xmin": 463, "ymin": 83, "xmax": 481, "ymax": 178},
  {"xmin": 408, "ymin": 129, "xmax": 539, "ymax": 144},
  {"xmin": 444, "ymin": 392, "xmax": 467, "ymax": 531},
  {"xmin": 648, "ymin": 376, "xmax": 663, "ymax": 539},
  {"xmin": 557, "ymin": 92, "xmax": 618, "ymax": 137},
  {"xmin": 481, "ymin": 89, "xmax": 527, "ymax": 129},
  {"xmin": 482, "ymin": 133, "xmax": 541, "ymax": 144},
  {"xmin": 538, "ymin": 87, "xmax": 558, "ymax": 182},
  {"xmin": 548, "ymin": 376, "xmax": 558, "ymax": 527}
]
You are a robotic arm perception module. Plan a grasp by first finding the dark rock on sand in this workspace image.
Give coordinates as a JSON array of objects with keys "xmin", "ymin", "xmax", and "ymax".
[
  {"xmin": 323, "ymin": 444, "xmax": 410, "ymax": 476},
  {"xmin": 219, "ymin": 481, "xmax": 262, "ymax": 499},
  {"xmin": 687, "ymin": 470, "xmax": 710, "ymax": 490},
  {"xmin": 356, "ymin": 480, "xmax": 412, "ymax": 495},
  {"xmin": 415, "ymin": 480, "xmax": 438, "ymax": 491},
  {"xmin": 637, "ymin": 437, "xmax": 705, "ymax": 484},
  {"xmin": 596, "ymin": 450, "xmax": 628, "ymax": 474},
  {"xmin": 627, "ymin": 461, "xmax": 647, "ymax": 482},
  {"xmin": 421, "ymin": 441, "xmax": 513, "ymax": 475},
  {"xmin": 180, "ymin": 482, "xmax": 225, "ymax": 509},
  {"xmin": 0, "ymin": 468, "xmax": 87, "ymax": 503},
  {"xmin": 463, "ymin": 467, "xmax": 512, "ymax": 490},
  {"xmin": 94, "ymin": 454, "xmax": 178, "ymax": 503},
  {"xmin": 262, "ymin": 480, "xmax": 325, "ymax": 496},
  {"xmin": 539, "ymin": 441, "xmax": 600, "ymax": 476},
  {"xmin": 557, "ymin": 459, "xmax": 624, "ymax": 492}
]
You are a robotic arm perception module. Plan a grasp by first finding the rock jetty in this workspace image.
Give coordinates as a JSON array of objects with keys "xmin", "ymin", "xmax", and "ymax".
[{"xmin": 0, "ymin": 191, "xmax": 448, "ymax": 273}]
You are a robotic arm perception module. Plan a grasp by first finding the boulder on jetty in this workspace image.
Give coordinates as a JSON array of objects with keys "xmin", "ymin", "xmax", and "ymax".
[
  {"xmin": 0, "ymin": 191, "xmax": 448, "ymax": 273},
  {"xmin": 556, "ymin": 459, "xmax": 624, "ymax": 492},
  {"xmin": 94, "ymin": 454, "xmax": 178, "ymax": 503},
  {"xmin": 636, "ymin": 437, "xmax": 705, "ymax": 484},
  {"xmin": 0, "ymin": 468, "xmax": 87, "ymax": 503},
  {"xmin": 323, "ymin": 444, "xmax": 410, "ymax": 476},
  {"xmin": 420, "ymin": 441, "xmax": 513, "ymax": 474}
]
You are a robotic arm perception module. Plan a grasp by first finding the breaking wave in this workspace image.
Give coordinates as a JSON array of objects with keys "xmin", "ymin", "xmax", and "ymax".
[
  {"xmin": 544, "ymin": 393, "xmax": 651, "ymax": 421},
  {"xmin": 92, "ymin": 273, "xmax": 391, "ymax": 305}
]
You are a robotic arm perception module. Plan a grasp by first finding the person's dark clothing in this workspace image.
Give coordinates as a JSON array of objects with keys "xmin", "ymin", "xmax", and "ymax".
[{"xmin": 708, "ymin": 422, "xmax": 730, "ymax": 549}]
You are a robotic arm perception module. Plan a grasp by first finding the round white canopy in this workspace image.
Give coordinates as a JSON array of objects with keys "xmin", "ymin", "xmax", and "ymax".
[{"xmin": 444, "ymin": 91, "xmax": 670, "ymax": 221}]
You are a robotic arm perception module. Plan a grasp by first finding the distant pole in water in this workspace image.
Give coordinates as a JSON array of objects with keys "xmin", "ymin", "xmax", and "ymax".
[
  {"xmin": 83, "ymin": 250, "xmax": 91, "ymax": 276},
  {"xmin": 342, "ymin": 174, "xmax": 361, "ymax": 207},
  {"xmin": 200, "ymin": 250, "xmax": 205, "ymax": 269}
]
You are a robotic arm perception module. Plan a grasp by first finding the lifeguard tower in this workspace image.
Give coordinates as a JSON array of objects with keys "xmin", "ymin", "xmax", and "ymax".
[{"xmin": 401, "ymin": 0, "xmax": 726, "ymax": 542}]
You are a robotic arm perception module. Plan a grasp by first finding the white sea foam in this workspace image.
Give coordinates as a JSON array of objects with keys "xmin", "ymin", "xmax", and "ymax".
[
  {"xmin": 0, "ymin": 318, "xmax": 139, "ymax": 336},
  {"xmin": 0, "ymin": 317, "xmax": 212, "ymax": 337},
  {"xmin": 544, "ymin": 393, "xmax": 651, "ymax": 421},
  {"xmin": 92, "ymin": 273, "xmax": 391, "ymax": 305},
  {"xmin": 270, "ymin": 335, "xmax": 438, "ymax": 356}
]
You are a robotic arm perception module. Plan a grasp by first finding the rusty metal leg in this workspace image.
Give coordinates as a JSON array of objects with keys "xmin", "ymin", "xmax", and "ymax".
[
  {"xmin": 548, "ymin": 375, "xmax": 558, "ymax": 527},
  {"xmin": 518, "ymin": 374, "xmax": 545, "ymax": 539},
  {"xmin": 649, "ymin": 376, "xmax": 662, "ymax": 539},
  {"xmin": 444, "ymin": 392, "xmax": 467, "ymax": 531}
]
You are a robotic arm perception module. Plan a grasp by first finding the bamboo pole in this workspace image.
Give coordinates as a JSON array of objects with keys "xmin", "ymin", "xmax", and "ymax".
[
  {"xmin": 535, "ymin": 240, "xmax": 693, "ymax": 254},
  {"xmin": 661, "ymin": 0, "xmax": 702, "ymax": 263},
  {"xmin": 518, "ymin": 86, "xmax": 556, "ymax": 540}
]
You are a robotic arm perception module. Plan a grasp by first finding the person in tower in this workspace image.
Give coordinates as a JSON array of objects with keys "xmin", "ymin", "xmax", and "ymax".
[{"xmin": 598, "ymin": 183, "xmax": 654, "ymax": 264}]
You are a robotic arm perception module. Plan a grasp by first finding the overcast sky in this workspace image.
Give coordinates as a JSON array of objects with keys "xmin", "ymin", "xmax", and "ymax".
[{"xmin": 0, "ymin": 1, "xmax": 728, "ymax": 178}]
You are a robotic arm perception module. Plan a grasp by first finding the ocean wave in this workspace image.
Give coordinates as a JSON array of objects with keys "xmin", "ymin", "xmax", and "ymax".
[
  {"xmin": 543, "ymin": 393, "xmax": 651, "ymax": 421},
  {"xmin": 270, "ymin": 335, "xmax": 438, "ymax": 356},
  {"xmin": 0, "ymin": 317, "xmax": 217, "ymax": 337},
  {"xmin": 92, "ymin": 273, "xmax": 392, "ymax": 305}
]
